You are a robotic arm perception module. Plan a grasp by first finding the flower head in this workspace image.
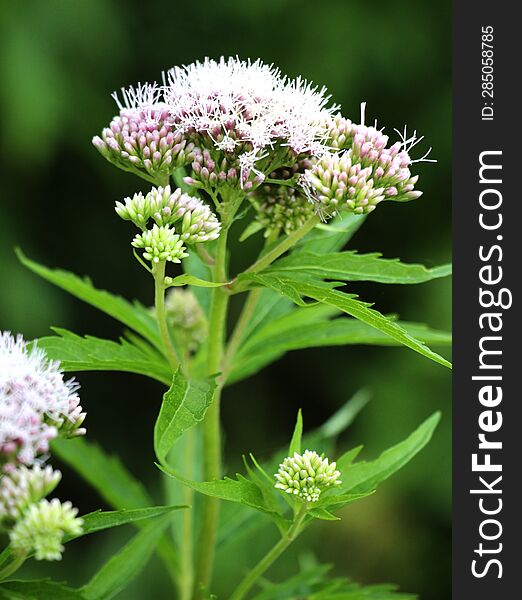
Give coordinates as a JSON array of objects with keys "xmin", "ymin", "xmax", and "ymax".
[
  {"xmin": 9, "ymin": 498, "xmax": 83, "ymax": 561},
  {"xmin": 132, "ymin": 224, "xmax": 188, "ymax": 264},
  {"xmin": 93, "ymin": 83, "xmax": 194, "ymax": 184},
  {"xmin": 300, "ymin": 152, "xmax": 384, "ymax": 217},
  {"xmin": 274, "ymin": 450, "xmax": 341, "ymax": 503},
  {"xmin": 163, "ymin": 57, "xmax": 335, "ymax": 157},
  {"xmin": 0, "ymin": 465, "xmax": 61, "ymax": 521},
  {"xmin": 116, "ymin": 186, "xmax": 221, "ymax": 244},
  {"xmin": 0, "ymin": 332, "xmax": 86, "ymax": 470},
  {"xmin": 250, "ymin": 163, "xmax": 315, "ymax": 236}
]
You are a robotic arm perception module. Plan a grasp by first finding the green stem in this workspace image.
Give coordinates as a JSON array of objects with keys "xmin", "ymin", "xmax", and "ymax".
[
  {"xmin": 153, "ymin": 260, "xmax": 184, "ymax": 595},
  {"xmin": 229, "ymin": 505, "xmax": 308, "ymax": 600},
  {"xmin": 153, "ymin": 261, "xmax": 180, "ymax": 370},
  {"xmin": 194, "ymin": 227, "xmax": 230, "ymax": 598},
  {"xmin": 0, "ymin": 552, "xmax": 27, "ymax": 581},
  {"xmin": 230, "ymin": 215, "xmax": 320, "ymax": 293},
  {"xmin": 178, "ymin": 427, "xmax": 196, "ymax": 600}
]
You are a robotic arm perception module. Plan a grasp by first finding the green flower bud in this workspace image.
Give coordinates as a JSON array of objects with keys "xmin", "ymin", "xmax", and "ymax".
[
  {"xmin": 132, "ymin": 224, "xmax": 188, "ymax": 264},
  {"xmin": 164, "ymin": 288, "xmax": 207, "ymax": 353},
  {"xmin": 252, "ymin": 185, "xmax": 315, "ymax": 237},
  {"xmin": 274, "ymin": 450, "xmax": 341, "ymax": 503}
]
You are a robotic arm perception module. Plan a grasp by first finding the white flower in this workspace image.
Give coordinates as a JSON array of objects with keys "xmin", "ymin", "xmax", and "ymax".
[
  {"xmin": 163, "ymin": 57, "xmax": 337, "ymax": 166},
  {"xmin": 0, "ymin": 332, "xmax": 86, "ymax": 469},
  {"xmin": 9, "ymin": 498, "xmax": 83, "ymax": 561}
]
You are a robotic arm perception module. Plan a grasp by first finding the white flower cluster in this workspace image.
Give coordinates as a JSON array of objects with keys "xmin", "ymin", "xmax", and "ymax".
[
  {"xmin": 0, "ymin": 464, "xmax": 61, "ymax": 521},
  {"xmin": 117, "ymin": 185, "xmax": 221, "ymax": 265},
  {"xmin": 163, "ymin": 57, "xmax": 336, "ymax": 159},
  {"xmin": 10, "ymin": 497, "xmax": 83, "ymax": 561},
  {"xmin": 274, "ymin": 450, "xmax": 342, "ymax": 503},
  {"xmin": 0, "ymin": 332, "xmax": 85, "ymax": 469}
]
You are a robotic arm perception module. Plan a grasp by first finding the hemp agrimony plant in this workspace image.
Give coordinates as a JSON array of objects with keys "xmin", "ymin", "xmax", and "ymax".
[{"xmin": 1, "ymin": 57, "xmax": 451, "ymax": 599}]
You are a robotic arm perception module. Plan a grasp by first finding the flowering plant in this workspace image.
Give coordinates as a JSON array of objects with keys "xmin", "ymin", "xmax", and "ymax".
[{"xmin": 2, "ymin": 57, "xmax": 450, "ymax": 599}]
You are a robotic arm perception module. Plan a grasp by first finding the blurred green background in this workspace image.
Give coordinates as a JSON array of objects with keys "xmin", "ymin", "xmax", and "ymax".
[{"xmin": 0, "ymin": 1, "xmax": 451, "ymax": 598}]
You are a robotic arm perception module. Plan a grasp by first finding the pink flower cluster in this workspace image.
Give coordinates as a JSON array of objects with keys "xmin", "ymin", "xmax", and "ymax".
[{"xmin": 0, "ymin": 332, "xmax": 85, "ymax": 470}]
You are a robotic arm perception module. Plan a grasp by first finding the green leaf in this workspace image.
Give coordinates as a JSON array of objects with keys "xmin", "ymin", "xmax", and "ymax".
[
  {"xmin": 288, "ymin": 410, "xmax": 303, "ymax": 455},
  {"xmin": 229, "ymin": 311, "xmax": 451, "ymax": 383},
  {"xmin": 154, "ymin": 369, "xmax": 216, "ymax": 464},
  {"xmin": 35, "ymin": 329, "xmax": 171, "ymax": 385},
  {"xmin": 166, "ymin": 273, "xmax": 225, "ymax": 288},
  {"xmin": 316, "ymin": 390, "xmax": 370, "ymax": 440},
  {"xmin": 159, "ymin": 465, "xmax": 288, "ymax": 530},
  {"xmin": 340, "ymin": 412, "xmax": 441, "ymax": 495},
  {"xmin": 266, "ymin": 251, "xmax": 452, "ymax": 284},
  {"xmin": 239, "ymin": 220, "xmax": 264, "ymax": 242},
  {"xmin": 0, "ymin": 507, "xmax": 185, "ymax": 574},
  {"xmin": 71, "ymin": 506, "xmax": 186, "ymax": 541},
  {"xmin": 0, "ymin": 580, "xmax": 82, "ymax": 600},
  {"xmin": 16, "ymin": 249, "xmax": 161, "ymax": 348},
  {"xmin": 51, "ymin": 438, "xmax": 152, "ymax": 510},
  {"xmin": 252, "ymin": 274, "xmax": 451, "ymax": 369},
  {"xmin": 81, "ymin": 516, "xmax": 170, "ymax": 600},
  {"xmin": 252, "ymin": 562, "xmax": 417, "ymax": 600}
]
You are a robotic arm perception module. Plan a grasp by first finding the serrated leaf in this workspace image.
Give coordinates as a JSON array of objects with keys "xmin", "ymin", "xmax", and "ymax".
[
  {"xmin": 288, "ymin": 410, "xmax": 303, "ymax": 455},
  {"xmin": 81, "ymin": 516, "xmax": 170, "ymax": 600},
  {"xmin": 159, "ymin": 465, "xmax": 289, "ymax": 531},
  {"xmin": 0, "ymin": 580, "xmax": 82, "ymax": 599},
  {"xmin": 266, "ymin": 251, "xmax": 451, "ymax": 284},
  {"xmin": 35, "ymin": 329, "xmax": 171, "ymax": 385},
  {"xmin": 154, "ymin": 369, "xmax": 216, "ymax": 464},
  {"xmin": 16, "ymin": 249, "xmax": 161, "ymax": 349},
  {"xmin": 252, "ymin": 562, "xmax": 417, "ymax": 600},
  {"xmin": 72, "ymin": 506, "xmax": 186, "ymax": 541},
  {"xmin": 0, "ymin": 506, "xmax": 185, "ymax": 574},
  {"xmin": 251, "ymin": 274, "xmax": 451, "ymax": 369},
  {"xmin": 229, "ymin": 313, "xmax": 451, "ymax": 384},
  {"xmin": 340, "ymin": 413, "xmax": 441, "ymax": 495},
  {"xmin": 307, "ymin": 507, "xmax": 341, "ymax": 521}
]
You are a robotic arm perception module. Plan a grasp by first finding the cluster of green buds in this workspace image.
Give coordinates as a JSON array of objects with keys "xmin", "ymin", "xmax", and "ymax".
[
  {"xmin": 132, "ymin": 225, "xmax": 188, "ymax": 264},
  {"xmin": 274, "ymin": 450, "xmax": 342, "ymax": 503},
  {"xmin": 164, "ymin": 288, "xmax": 207, "ymax": 353},
  {"xmin": 0, "ymin": 465, "xmax": 83, "ymax": 561},
  {"xmin": 10, "ymin": 498, "xmax": 83, "ymax": 561},
  {"xmin": 253, "ymin": 184, "xmax": 315, "ymax": 237},
  {"xmin": 116, "ymin": 185, "xmax": 221, "ymax": 265}
]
